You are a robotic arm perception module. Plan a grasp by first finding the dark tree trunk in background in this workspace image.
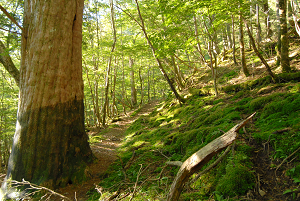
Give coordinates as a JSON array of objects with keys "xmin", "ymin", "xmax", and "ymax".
[
  {"xmin": 129, "ymin": 57, "xmax": 138, "ymax": 107},
  {"xmin": 264, "ymin": 1, "xmax": 272, "ymax": 38},
  {"xmin": 279, "ymin": 0, "xmax": 291, "ymax": 72},
  {"xmin": 256, "ymin": 4, "xmax": 262, "ymax": 47},
  {"xmin": 232, "ymin": 15, "xmax": 238, "ymax": 65},
  {"xmin": 276, "ymin": 0, "xmax": 282, "ymax": 66},
  {"xmin": 239, "ymin": 11, "xmax": 250, "ymax": 76},
  {"xmin": 2, "ymin": 0, "xmax": 94, "ymax": 191}
]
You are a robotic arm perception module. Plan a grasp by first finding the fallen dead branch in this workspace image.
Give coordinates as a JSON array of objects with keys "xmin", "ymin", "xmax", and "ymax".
[
  {"xmin": 129, "ymin": 164, "xmax": 143, "ymax": 201},
  {"xmin": 166, "ymin": 161, "xmax": 183, "ymax": 167},
  {"xmin": 166, "ymin": 112, "xmax": 256, "ymax": 201},
  {"xmin": 275, "ymin": 146, "xmax": 300, "ymax": 174},
  {"xmin": 2, "ymin": 179, "xmax": 72, "ymax": 201},
  {"xmin": 188, "ymin": 145, "xmax": 232, "ymax": 186}
]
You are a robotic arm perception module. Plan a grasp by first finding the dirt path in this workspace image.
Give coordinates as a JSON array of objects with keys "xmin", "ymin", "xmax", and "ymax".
[{"xmin": 55, "ymin": 101, "xmax": 160, "ymax": 200}]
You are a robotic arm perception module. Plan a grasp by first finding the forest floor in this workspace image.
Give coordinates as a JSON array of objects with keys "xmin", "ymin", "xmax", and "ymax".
[{"xmin": 55, "ymin": 101, "xmax": 160, "ymax": 201}]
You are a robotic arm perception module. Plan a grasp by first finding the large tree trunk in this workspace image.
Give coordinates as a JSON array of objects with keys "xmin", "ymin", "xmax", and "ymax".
[
  {"xmin": 2, "ymin": 0, "xmax": 94, "ymax": 190},
  {"xmin": 279, "ymin": 0, "xmax": 291, "ymax": 72}
]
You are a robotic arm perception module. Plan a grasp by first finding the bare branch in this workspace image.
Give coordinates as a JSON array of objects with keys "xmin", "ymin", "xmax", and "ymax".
[{"xmin": 0, "ymin": 4, "xmax": 23, "ymax": 31}]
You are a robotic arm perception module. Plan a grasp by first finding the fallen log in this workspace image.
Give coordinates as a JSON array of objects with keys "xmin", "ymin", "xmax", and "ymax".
[{"xmin": 166, "ymin": 112, "xmax": 256, "ymax": 201}]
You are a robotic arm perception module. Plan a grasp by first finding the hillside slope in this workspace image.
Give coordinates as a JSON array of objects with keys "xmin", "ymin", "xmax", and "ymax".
[{"xmin": 86, "ymin": 41, "xmax": 300, "ymax": 200}]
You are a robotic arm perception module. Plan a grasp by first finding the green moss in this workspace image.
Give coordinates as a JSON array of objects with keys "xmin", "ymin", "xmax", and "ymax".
[
  {"xmin": 289, "ymin": 83, "xmax": 300, "ymax": 93},
  {"xmin": 216, "ymin": 164, "xmax": 255, "ymax": 197},
  {"xmin": 231, "ymin": 90, "xmax": 249, "ymax": 100},
  {"xmin": 279, "ymin": 71, "xmax": 300, "ymax": 82},
  {"xmin": 91, "ymin": 77, "xmax": 300, "ymax": 200},
  {"xmin": 223, "ymin": 76, "xmax": 273, "ymax": 93},
  {"xmin": 213, "ymin": 98, "xmax": 224, "ymax": 105}
]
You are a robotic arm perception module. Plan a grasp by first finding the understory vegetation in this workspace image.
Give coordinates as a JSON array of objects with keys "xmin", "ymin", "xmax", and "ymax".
[{"xmin": 87, "ymin": 53, "xmax": 300, "ymax": 200}]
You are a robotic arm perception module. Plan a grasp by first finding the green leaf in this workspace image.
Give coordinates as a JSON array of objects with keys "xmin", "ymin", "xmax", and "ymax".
[{"xmin": 283, "ymin": 189, "xmax": 292, "ymax": 194}]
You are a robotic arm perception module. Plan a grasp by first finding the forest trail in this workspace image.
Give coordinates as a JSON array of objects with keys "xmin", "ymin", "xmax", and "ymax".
[{"xmin": 55, "ymin": 101, "xmax": 160, "ymax": 201}]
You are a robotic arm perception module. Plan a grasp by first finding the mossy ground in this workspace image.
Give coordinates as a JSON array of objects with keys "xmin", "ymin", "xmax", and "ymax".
[
  {"xmin": 85, "ymin": 77, "xmax": 299, "ymax": 200},
  {"xmin": 86, "ymin": 42, "xmax": 300, "ymax": 200}
]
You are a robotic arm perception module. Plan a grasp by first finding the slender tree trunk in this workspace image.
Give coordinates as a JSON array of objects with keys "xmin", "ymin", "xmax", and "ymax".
[
  {"xmin": 203, "ymin": 16, "xmax": 220, "ymax": 55},
  {"xmin": 222, "ymin": 28, "xmax": 227, "ymax": 61},
  {"xmin": 134, "ymin": 0, "xmax": 185, "ymax": 103},
  {"xmin": 120, "ymin": 26, "xmax": 127, "ymax": 115},
  {"xmin": 193, "ymin": 15, "xmax": 207, "ymax": 65},
  {"xmin": 227, "ymin": 24, "xmax": 233, "ymax": 49},
  {"xmin": 279, "ymin": 0, "xmax": 292, "ymax": 72},
  {"xmin": 85, "ymin": 65, "xmax": 98, "ymax": 125},
  {"xmin": 264, "ymin": 1, "xmax": 272, "ymax": 38},
  {"xmin": 256, "ymin": 4, "xmax": 262, "ymax": 47},
  {"xmin": 232, "ymin": 15, "xmax": 238, "ymax": 65},
  {"xmin": 102, "ymin": 0, "xmax": 117, "ymax": 126},
  {"xmin": 239, "ymin": 11, "xmax": 250, "ymax": 76},
  {"xmin": 208, "ymin": 41, "xmax": 218, "ymax": 96},
  {"xmin": 207, "ymin": 15, "xmax": 221, "ymax": 54},
  {"xmin": 171, "ymin": 56, "xmax": 184, "ymax": 90},
  {"xmin": 139, "ymin": 67, "xmax": 143, "ymax": 105},
  {"xmin": 244, "ymin": 18, "xmax": 278, "ymax": 82},
  {"xmin": 153, "ymin": 67, "xmax": 156, "ymax": 100},
  {"xmin": 112, "ymin": 59, "xmax": 117, "ymax": 117},
  {"xmin": 0, "ymin": 125, "xmax": 2, "ymax": 172},
  {"xmin": 121, "ymin": 56, "xmax": 127, "ymax": 114},
  {"xmin": 147, "ymin": 64, "xmax": 151, "ymax": 102},
  {"xmin": 276, "ymin": 0, "xmax": 282, "ymax": 66},
  {"xmin": 94, "ymin": 3, "xmax": 101, "ymax": 127},
  {"xmin": 129, "ymin": 57, "xmax": 138, "ymax": 107},
  {"xmin": 2, "ymin": 0, "xmax": 94, "ymax": 190},
  {"xmin": 250, "ymin": 0, "xmax": 253, "ymax": 49},
  {"xmin": 0, "ymin": 40, "xmax": 20, "ymax": 86}
]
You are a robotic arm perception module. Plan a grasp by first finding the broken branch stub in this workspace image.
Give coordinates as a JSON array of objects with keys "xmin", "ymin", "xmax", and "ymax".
[{"xmin": 166, "ymin": 112, "xmax": 256, "ymax": 201}]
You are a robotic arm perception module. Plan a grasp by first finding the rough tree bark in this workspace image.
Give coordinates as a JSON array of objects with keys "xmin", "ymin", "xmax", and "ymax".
[{"xmin": 2, "ymin": 0, "xmax": 94, "ymax": 191}]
